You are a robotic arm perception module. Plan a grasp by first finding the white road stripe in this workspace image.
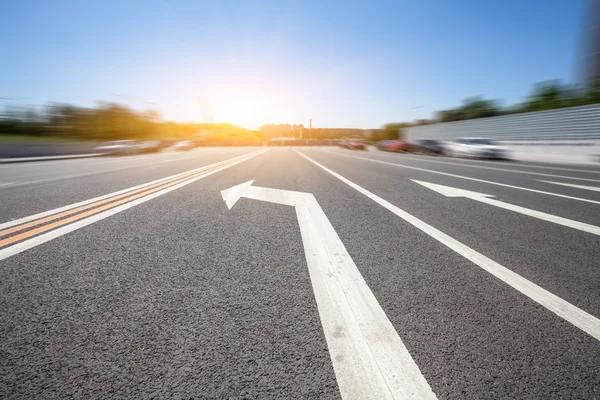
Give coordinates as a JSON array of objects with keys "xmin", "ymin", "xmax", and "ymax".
[
  {"xmin": 346, "ymin": 148, "xmax": 600, "ymax": 174},
  {"xmin": 0, "ymin": 149, "xmax": 265, "ymax": 230},
  {"xmin": 0, "ymin": 147, "xmax": 226, "ymax": 170},
  {"xmin": 0, "ymin": 154, "xmax": 207, "ymax": 188},
  {"xmin": 222, "ymin": 181, "xmax": 436, "ymax": 399},
  {"xmin": 0, "ymin": 149, "xmax": 268, "ymax": 261},
  {"xmin": 5, "ymin": 156, "xmax": 200, "ymax": 188},
  {"xmin": 296, "ymin": 150, "xmax": 600, "ymax": 342},
  {"xmin": 369, "ymin": 152, "xmax": 600, "ymax": 183},
  {"xmin": 412, "ymin": 180, "xmax": 600, "ymax": 236},
  {"xmin": 6, "ymin": 166, "xmax": 140, "ymax": 188},
  {"xmin": 538, "ymin": 180, "xmax": 600, "ymax": 192},
  {"xmin": 321, "ymin": 149, "xmax": 600, "ymax": 206}
]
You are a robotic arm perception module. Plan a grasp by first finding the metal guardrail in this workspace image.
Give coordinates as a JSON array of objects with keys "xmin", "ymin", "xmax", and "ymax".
[{"xmin": 405, "ymin": 104, "xmax": 600, "ymax": 141}]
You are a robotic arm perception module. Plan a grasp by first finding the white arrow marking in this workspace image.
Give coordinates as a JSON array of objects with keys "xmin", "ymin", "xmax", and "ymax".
[
  {"xmin": 413, "ymin": 180, "xmax": 600, "ymax": 236},
  {"xmin": 221, "ymin": 181, "xmax": 436, "ymax": 400},
  {"xmin": 296, "ymin": 150, "xmax": 600, "ymax": 342},
  {"xmin": 324, "ymin": 149, "xmax": 600, "ymax": 205},
  {"xmin": 538, "ymin": 180, "xmax": 600, "ymax": 193}
]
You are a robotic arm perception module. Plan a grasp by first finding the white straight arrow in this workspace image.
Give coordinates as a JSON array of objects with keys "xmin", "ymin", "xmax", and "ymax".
[
  {"xmin": 412, "ymin": 180, "xmax": 600, "ymax": 236},
  {"xmin": 221, "ymin": 181, "xmax": 437, "ymax": 400}
]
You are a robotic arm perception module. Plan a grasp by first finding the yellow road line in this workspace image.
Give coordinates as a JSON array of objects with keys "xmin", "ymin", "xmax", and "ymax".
[
  {"xmin": 0, "ymin": 156, "xmax": 244, "ymax": 238},
  {"xmin": 0, "ymin": 158, "xmax": 240, "ymax": 247}
]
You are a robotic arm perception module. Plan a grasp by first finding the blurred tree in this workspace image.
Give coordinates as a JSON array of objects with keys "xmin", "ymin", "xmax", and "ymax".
[
  {"xmin": 439, "ymin": 96, "xmax": 501, "ymax": 122},
  {"xmin": 585, "ymin": 78, "xmax": 600, "ymax": 103},
  {"xmin": 378, "ymin": 123, "xmax": 407, "ymax": 140},
  {"xmin": 520, "ymin": 80, "xmax": 565, "ymax": 112}
]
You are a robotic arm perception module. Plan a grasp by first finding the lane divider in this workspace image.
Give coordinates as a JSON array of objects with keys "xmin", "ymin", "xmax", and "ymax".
[
  {"xmin": 296, "ymin": 149, "xmax": 600, "ymax": 342},
  {"xmin": 0, "ymin": 156, "xmax": 241, "ymax": 239},
  {"xmin": 320, "ymin": 148, "xmax": 600, "ymax": 206},
  {"xmin": 0, "ymin": 150, "xmax": 262, "ymax": 232},
  {"xmin": 1, "ymin": 163, "xmax": 224, "ymax": 247},
  {"xmin": 0, "ymin": 149, "xmax": 267, "ymax": 254}
]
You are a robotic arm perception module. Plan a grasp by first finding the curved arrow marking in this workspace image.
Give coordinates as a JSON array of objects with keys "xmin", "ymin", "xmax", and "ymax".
[{"xmin": 221, "ymin": 181, "xmax": 437, "ymax": 400}]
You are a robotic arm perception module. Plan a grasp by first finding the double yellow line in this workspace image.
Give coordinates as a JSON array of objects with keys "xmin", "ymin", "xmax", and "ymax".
[{"xmin": 0, "ymin": 151, "xmax": 262, "ymax": 248}]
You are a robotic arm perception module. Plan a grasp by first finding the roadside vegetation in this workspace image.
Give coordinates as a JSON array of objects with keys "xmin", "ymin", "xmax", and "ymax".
[
  {"xmin": 4, "ymin": 80, "xmax": 600, "ymax": 144},
  {"xmin": 0, "ymin": 102, "xmax": 264, "ymax": 143},
  {"xmin": 382, "ymin": 79, "xmax": 600, "ymax": 139}
]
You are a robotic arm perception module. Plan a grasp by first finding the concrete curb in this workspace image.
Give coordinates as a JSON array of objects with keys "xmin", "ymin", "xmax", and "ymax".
[{"xmin": 0, "ymin": 153, "xmax": 103, "ymax": 164}]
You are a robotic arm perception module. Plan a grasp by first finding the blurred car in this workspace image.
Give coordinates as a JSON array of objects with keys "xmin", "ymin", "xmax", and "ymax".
[
  {"xmin": 139, "ymin": 140, "xmax": 161, "ymax": 153},
  {"xmin": 173, "ymin": 140, "xmax": 194, "ymax": 151},
  {"xmin": 376, "ymin": 140, "xmax": 392, "ymax": 150},
  {"xmin": 338, "ymin": 140, "xmax": 366, "ymax": 150},
  {"xmin": 409, "ymin": 139, "xmax": 443, "ymax": 155},
  {"xmin": 447, "ymin": 137, "xmax": 507, "ymax": 159},
  {"xmin": 377, "ymin": 140, "xmax": 410, "ymax": 152},
  {"xmin": 347, "ymin": 140, "xmax": 366, "ymax": 150},
  {"xmin": 94, "ymin": 140, "xmax": 142, "ymax": 156}
]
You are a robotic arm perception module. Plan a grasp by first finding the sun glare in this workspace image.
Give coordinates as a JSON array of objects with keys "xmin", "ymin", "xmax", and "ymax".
[{"xmin": 210, "ymin": 88, "xmax": 285, "ymax": 130}]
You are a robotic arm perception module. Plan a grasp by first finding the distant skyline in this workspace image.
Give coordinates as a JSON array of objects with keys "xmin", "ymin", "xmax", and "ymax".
[{"xmin": 1, "ymin": 0, "xmax": 588, "ymax": 129}]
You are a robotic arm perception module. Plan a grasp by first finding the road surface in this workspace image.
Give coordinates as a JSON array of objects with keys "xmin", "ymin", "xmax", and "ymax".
[{"xmin": 1, "ymin": 147, "xmax": 599, "ymax": 399}]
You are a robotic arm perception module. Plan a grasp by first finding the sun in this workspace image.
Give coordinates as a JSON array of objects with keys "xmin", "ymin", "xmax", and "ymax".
[{"xmin": 210, "ymin": 87, "xmax": 285, "ymax": 129}]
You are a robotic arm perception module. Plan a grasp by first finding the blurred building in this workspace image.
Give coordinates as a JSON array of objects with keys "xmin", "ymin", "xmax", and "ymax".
[
  {"xmin": 261, "ymin": 123, "xmax": 368, "ymax": 139},
  {"xmin": 260, "ymin": 124, "xmax": 300, "ymax": 139}
]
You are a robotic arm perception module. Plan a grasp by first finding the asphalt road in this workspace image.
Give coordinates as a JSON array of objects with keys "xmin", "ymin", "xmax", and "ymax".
[{"xmin": 1, "ymin": 146, "xmax": 599, "ymax": 399}]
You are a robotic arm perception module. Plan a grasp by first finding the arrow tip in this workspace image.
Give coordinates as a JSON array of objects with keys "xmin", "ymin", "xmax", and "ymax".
[
  {"xmin": 411, "ymin": 180, "xmax": 494, "ymax": 198},
  {"xmin": 221, "ymin": 180, "xmax": 254, "ymax": 209}
]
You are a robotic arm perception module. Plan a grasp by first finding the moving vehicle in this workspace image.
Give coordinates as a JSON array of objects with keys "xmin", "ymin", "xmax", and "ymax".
[
  {"xmin": 347, "ymin": 140, "xmax": 366, "ymax": 150},
  {"xmin": 409, "ymin": 139, "xmax": 443, "ymax": 155},
  {"xmin": 338, "ymin": 140, "xmax": 366, "ymax": 150},
  {"xmin": 139, "ymin": 140, "xmax": 161, "ymax": 153},
  {"xmin": 446, "ymin": 137, "xmax": 507, "ymax": 159},
  {"xmin": 173, "ymin": 140, "xmax": 194, "ymax": 151},
  {"xmin": 377, "ymin": 140, "xmax": 410, "ymax": 152},
  {"xmin": 94, "ymin": 140, "xmax": 142, "ymax": 156}
]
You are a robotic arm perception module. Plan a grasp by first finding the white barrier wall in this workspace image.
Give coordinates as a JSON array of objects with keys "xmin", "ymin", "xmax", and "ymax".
[{"xmin": 404, "ymin": 104, "xmax": 600, "ymax": 163}]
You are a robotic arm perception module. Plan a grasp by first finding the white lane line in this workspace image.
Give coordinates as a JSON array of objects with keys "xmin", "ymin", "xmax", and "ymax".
[
  {"xmin": 0, "ymin": 147, "xmax": 226, "ymax": 170},
  {"xmin": 166, "ymin": 156, "xmax": 194, "ymax": 162},
  {"xmin": 0, "ymin": 149, "xmax": 268, "ymax": 261},
  {"xmin": 0, "ymin": 182, "xmax": 16, "ymax": 187},
  {"xmin": 221, "ymin": 181, "xmax": 436, "ymax": 399},
  {"xmin": 6, "ymin": 166, "xmax": 139, "ymax": 188},
  {"xmin": 365, "ymin": 152, "xmax": 600, "ymax": 183},
  {"xmin": 0, "ymin": 149, "xmax": 265, "ymax": 230},
  {"xmin": 538, "ymin": 180, "xmax": 600, "ymax": 193},
  {"xmin": 296, "ymin": 150, "xmax": 600, "ymax": 342},
  {"xmin": 340, "ymin": 148, "xmax": 600, "ymax": 174},
  {"xmin": 2, "ymin": 155, "xmax": 201, "ymax": 188},
  {"xmin": 412, "ymin": 180, "xmax": 600, "ymax": 236},
  {"xmin": 320, "ymin": 149, "xmax": 600, "ymax": 206}
]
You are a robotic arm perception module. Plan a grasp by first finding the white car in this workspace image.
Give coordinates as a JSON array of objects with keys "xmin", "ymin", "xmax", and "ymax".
[
  {"xmin": 173, "ymin": 140, "xmax": 194, "ymax": 151},
  {"xmin": 446, "ymin": 137, "xmax": 507, "ymax": 159},
  {"xmin": 94, "ymin": 140, "xmax": 142, "ymax": 156},
  {"xmin": 139, "ymin": 140, "xmax": 161, "ymax": 153}
]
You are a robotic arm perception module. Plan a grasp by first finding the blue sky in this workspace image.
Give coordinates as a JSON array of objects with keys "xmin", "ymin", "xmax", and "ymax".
[{"xmin": 0, "ymin": 0, "xmax": 588, "ymax": 129}]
